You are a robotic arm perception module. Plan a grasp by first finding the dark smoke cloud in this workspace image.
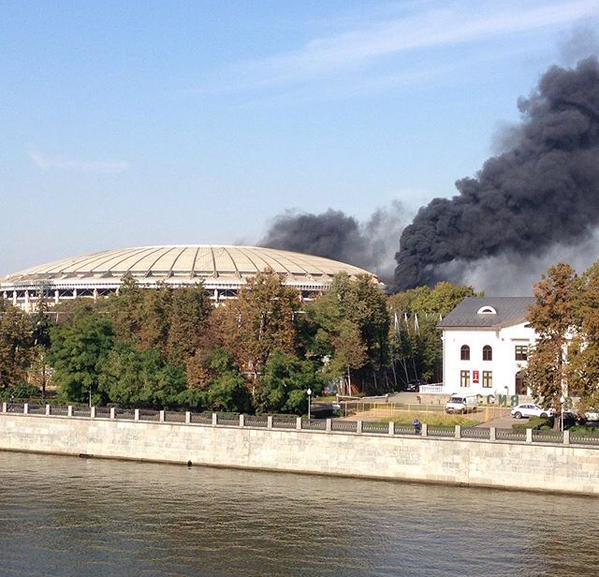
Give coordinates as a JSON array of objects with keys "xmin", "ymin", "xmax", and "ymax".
[
  {"xmin": 260, "ymin": 202, "xmax": 407, "ymax": 283},
  {"xmin": 395, "ymin": 56, "xmax": 599, "ymax": 291}
]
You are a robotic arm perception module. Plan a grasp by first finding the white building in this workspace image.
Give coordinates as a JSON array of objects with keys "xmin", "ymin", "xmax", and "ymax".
[
  {"xmin": 1, "ymin": 245, "xmax": 377, "ymax": 311},
  {"xmin": 439, "ymin": 297, "xmax": 536, "ymax": 397}
]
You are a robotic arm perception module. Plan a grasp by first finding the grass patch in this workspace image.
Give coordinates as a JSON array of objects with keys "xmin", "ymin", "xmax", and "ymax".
[{"xmin": 389, "ymin": 412, "xmax": 482, "ymax": 428}]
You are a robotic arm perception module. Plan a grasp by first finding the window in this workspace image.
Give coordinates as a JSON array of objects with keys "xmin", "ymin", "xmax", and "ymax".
[
  {"xmin": 515, "ymin": 345, "xmax": 528, "ymax": 361},
  {"xmin": 482, "ymin": 371, "xmax": 492, "ymax": 388},
  {"xmin": 477, "ymin": 306, "xmax": 497, "ymax": 315},
  {"xmin": 482, "ymin": 345, "xmax": 492, "ymax": 361},
  {"xmin": 460, "ymin": 345, "xmax": 470, "ymax": 361},
  {"xmin": 460, "ymin": 370, "xmax": 470, "ymax": 387}
]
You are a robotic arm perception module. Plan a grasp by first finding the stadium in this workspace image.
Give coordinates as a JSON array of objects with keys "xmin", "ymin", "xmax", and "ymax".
[{"xmin": 1, "ymin": 245, "xmax": 377, "ymax": 311}]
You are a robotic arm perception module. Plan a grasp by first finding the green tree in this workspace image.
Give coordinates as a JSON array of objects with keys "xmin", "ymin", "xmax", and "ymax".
[
  {"xmin": 255, "ymin": 351, "xmax": 323, "ymax": 414},
  {"xmin": 30, "ymin": 298, "xmax": 53, "ymax": 399},
  {"xmin": 388, "ymin": 282, "xmax": 479, "ymax": 386},
  {"xmin": 166, "ymin": 285, "xmax": 212, "ymax": 366},
  {"xmin": 205, "ymin": 349, "xmax": 252, "ymax": 413},
  {"xmin": 215, "ymin": 270, "xmax": 300, "ymax": 381},
  {"xmin": 568, "ymin": 262, "xmax": 599, "ymax": 409},
  {"xmin": 0, "ymin": 306, "xmax": 34, "ymax": 393},
  {"xmin": 307, "ymin": 274, "xmax": 389, "ymax": 393},
  {"xmin": 527, "ymin": 263, "xmax": 578, "ymax": 427},
  {"xmin": 99, "ymin": 346, "xmax": 187, "ymax": 408},
  {"xmin": 49, "ymin": 311, "xmax": 114, "ymax": 404}
]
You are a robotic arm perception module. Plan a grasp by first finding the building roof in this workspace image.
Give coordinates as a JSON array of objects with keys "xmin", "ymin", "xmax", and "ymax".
[
  {"xmin": 1, "ymin": 245, "xmax": 375, "ymax": 290},
  {"xmin": 438, "ymin": 297, "xmax": 535, "ymax": 329}
]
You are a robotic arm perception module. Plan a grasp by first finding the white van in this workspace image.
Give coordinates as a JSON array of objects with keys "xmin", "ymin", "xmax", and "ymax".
[{"xmin": 445, "ymin": 395, "xmax": 478, "ymax": 414}]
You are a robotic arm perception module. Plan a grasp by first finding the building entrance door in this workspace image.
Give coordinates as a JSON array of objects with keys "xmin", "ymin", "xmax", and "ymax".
[{"xmin": 515, "ymin": 371, "xmax": 527, "ymax": 395}]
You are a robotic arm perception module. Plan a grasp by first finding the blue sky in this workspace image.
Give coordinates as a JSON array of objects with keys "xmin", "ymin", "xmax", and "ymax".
[{"xmin": 1, "ymin": 0, "xmax": 598, "ymax": 274}]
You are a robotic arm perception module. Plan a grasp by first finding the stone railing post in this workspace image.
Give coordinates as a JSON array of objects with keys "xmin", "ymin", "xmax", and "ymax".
[
  {"xmin": 67, "ymin": 406, "xmax": 73, "ymax": 417},
  {"xmin": 109, "ymin": 407, "xmax": 116, "ymax": 420},
  {"xmin": 489, "ymin": 427, "xmax": 496, "ymax": 441},
  {"xmin": 185, "ymin": 411, "xmax": 191, "ymax": 424},
  {"xmin": 563, "ymin": 429, "xmax": 570, "ymax": 445},
  {"xmin": 267, "ymin": 416, "xmax": 273, "ymax": 429},
  {"xmin": 326, "ymin": 418, "xmax": 332, "ymax": 432},
  {"xmin": 134, "ymin": 408, "xmax": 140, "ymax": 421},
  {"xmin": 422, "ymin": 423, "xmax": 428, "ymax": 437},
  {"xmin": 45, "ymin": 404, "xmax": 51, "ymax": 416},
  {"xmin": 526, "ymin": 428, "xmax": 533, "ymax": 444},
  {"xmin": 356, "ymin": 420, "xmax": 363, "ymax": 434},
  {"xmin": 239, "ymin": 414, "xmax": 245, "ymax": 427},
  {"xmin": 388, "ymin": 421, "xmax": 395, "ymax": 435},
  {"xmin": 159, "ymin": 410, "xmax": 165, "ymax": 422},
  {"xmin": 1, "ymin": 402, "xmax": 6, "ymax": 413},
  {"xmin": 23, "ymin": 403, "xmax": 29, "ymax": 415},
  {"xmin": 212, "ymin": 412, "xmax": 218, "ymax": 426},
  {"xmin": 454, "ymin": 425, "xmax": 461, "ymax": 439},
  {"xmin": 90, "ymin": 406, "xmax": 96, "ymax": 419},
  {"xmin": 296, "ymin": 416, "xmax": 302, "ymax": 430}
]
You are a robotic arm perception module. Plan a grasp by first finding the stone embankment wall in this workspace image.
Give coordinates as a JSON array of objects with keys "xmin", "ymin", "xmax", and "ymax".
[{"xmin": 0, "ymin": 413, "xmax": 597, "ymax": 496}]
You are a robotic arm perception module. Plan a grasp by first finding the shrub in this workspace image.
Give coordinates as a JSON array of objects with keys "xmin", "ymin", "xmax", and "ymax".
[{"xmin": 512, "ymin": 416, "xmax": 553, "ymax": 430}]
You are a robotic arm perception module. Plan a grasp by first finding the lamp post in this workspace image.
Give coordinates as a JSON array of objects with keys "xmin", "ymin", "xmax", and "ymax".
[
  {"xmin": 560, "ymin": 395, "xmax": 566, "ymax": 432},
  {"xmin": 307, "ymin": 388, "xmax": 312, "ymax": 421}
]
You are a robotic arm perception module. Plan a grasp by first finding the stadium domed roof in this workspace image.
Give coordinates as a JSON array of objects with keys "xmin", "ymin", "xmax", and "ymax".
[{"xmin": 3, "ymin": 245, "xmax": 375, "ymax": 291}]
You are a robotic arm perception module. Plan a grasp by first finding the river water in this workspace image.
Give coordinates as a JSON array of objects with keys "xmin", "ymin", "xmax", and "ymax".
[{"xmin": 0, "ymin": 452, "xmax": 597, "ymax": 577}]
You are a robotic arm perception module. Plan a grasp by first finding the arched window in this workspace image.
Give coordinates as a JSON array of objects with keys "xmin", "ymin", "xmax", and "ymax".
[
  {"xmin": 482, "ymin": 345, "xmax": 492, "ymax": 361},
  {"xmin": 477, "ymin": 306, "xmax": 497, "ymax": 315},
  {"xmin": 460, "ymin": 345, "xmax": 470, "ymax": 361}
]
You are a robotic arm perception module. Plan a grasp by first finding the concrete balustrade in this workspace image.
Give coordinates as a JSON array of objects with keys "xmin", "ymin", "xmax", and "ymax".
[
  {"xmin": 0, "ymin": 405, "xmax": 592, "ymax": 451},
  {"xmin": 0, "ymin": 411, "xmax": 598, "ymax": 496}
]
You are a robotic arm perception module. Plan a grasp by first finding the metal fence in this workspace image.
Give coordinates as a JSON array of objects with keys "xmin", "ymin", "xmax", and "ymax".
[{"xmin": 2, "ymin": 402, "xmax": 599, "ymax": 448}]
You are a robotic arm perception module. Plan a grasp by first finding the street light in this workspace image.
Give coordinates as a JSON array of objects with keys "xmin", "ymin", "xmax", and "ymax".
[{"xmin": 307, "ymin": 388, "xmax": 312, "ymax": 421}]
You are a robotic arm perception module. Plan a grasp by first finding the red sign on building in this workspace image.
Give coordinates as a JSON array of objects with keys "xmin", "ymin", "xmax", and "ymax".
[{"xmin": 473, "ymin": 370, "xmax": 479, "ymax": 384}]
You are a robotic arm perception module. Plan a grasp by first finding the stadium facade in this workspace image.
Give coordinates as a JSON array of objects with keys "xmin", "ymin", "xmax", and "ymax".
[{"xmin": 1, "ymin": 245, "xmax": 376, "ymax": 311}]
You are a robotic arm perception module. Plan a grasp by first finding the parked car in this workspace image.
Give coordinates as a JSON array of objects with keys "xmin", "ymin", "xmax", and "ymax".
[
  {"xmin": 511, "ymin": 404, "xmax": 555, "ymax": 419},
  {"xmin": 445, "ymin": 395, "xmax": 478, "ymax": 414},
  {"xmin": 405, "ymin": 379, "xmax": 426, "ymax": 392},
  {"xmin": 584, "ymin": 410, "xmax": 599, "ymax": 422}
]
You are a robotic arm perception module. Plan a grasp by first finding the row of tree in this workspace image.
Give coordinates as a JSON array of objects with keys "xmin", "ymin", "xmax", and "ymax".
[
  {"xmin": 0, "ymin": 271, "xmax": 475, "ymax": 413},
  {"xmin": 0, "ymin": 272, "xmax": 464, "ymax": 413}
]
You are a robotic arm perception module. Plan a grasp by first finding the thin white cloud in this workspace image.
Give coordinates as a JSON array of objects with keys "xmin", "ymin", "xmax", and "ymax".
[
  {"xmin": 206, "ymin": 0, "xmax": 599, "ymax": 91},
  {"xmin": 29, "ymin": 149, "xmax": 129, "ymax": 175}
]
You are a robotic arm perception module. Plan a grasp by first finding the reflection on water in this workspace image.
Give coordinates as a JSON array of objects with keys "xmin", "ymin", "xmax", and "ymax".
[{"xmin": 0, "ymin": 452, "xmax": 597, "ymax": 577}]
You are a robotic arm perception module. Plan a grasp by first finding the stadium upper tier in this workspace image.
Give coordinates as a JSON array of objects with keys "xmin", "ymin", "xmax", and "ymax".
[{"xmin": 1, "ymin": 245, "xmax": 376, "ymax": 309}]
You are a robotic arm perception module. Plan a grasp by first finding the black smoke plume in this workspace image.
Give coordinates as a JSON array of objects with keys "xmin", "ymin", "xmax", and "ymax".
[
  {"xmin": 395, "ymin": 56, "xmax": 599, "ymax": 291},
  {"xmin": 260, "ymin": 202, "xmax": 406, "ymax": 283}
]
